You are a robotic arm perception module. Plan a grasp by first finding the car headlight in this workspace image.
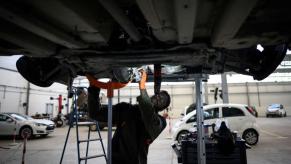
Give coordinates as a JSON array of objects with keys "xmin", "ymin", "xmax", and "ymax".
[{"xmin": 34, "ymin": 123, "xmax": 47, "ymax": 126}]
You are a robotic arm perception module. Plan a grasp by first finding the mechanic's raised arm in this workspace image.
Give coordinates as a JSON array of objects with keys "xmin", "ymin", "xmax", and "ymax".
[{"xmin": 137, "ymin": 71, "xmax": 166, "ymax": 140}]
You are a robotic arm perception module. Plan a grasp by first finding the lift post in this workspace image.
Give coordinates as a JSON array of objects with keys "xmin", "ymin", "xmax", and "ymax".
[
  {"xmin": 194, "ymin": 74, "xmax": 208, "ymax": 164},
  {"xmin": 107, "ymin": 84, "xmax": 114, "ymax": 164},
  {"xmin": 86, "ymin": 74, "xmax": 129, "ymax": 164}
]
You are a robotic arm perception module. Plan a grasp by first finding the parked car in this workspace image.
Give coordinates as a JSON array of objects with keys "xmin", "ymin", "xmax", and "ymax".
[
  {"xmin": 266, "ymin": 104, "xmax": 287, "ymax": 117},
  {"xmin": 0, "ymin": 113, "xmax": 55, "ymax": 139},
  {"xmin": 172, "ymin": 104, "xmax": 260, "ymax": 145}
]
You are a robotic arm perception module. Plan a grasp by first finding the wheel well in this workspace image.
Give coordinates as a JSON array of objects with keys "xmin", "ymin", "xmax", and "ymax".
[
  {"xmin": 19, "ymin": 125, "xmax": 33, "ymax": 136},
  {"xmin": 176, "ymin": 130, "xmax": 189, "ymax": 140}
]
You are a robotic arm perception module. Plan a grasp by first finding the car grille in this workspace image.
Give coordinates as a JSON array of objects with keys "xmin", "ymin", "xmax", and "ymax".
[{"xmin": 46, "ymin": 125, "xmax": 55, "ymax": 130}]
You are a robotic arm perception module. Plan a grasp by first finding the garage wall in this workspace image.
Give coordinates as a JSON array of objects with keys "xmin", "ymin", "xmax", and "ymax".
[
  {"xmin": 207, "ymin": 82, "xmax": 291, "ymax": 117},
  {"xmin": 110, "ymin": 83, "xmax": 199, "ymax": 118},
  {"xmin": 0, "ymin": 69, "xmax": 70, "ymax": 117},
  {"xmin": 111, "ymin": 82, "xmax": 291, "ymax": 118},
  {"xmin": 1, "ymin": 68, "xmax": 291, "ymax": 118}
]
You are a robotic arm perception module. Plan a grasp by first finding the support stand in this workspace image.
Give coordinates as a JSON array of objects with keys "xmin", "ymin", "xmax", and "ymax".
[
  {"xmin": 85, "ymin": 74, "xmax": 128, "ymax": 164},
  {"xmin": 194, "ymin": 74, "xmax": 208, "ymax": 164},
  {"xmin": 107, "ymin": 85, "xmax": 113, "ymax": 164}
]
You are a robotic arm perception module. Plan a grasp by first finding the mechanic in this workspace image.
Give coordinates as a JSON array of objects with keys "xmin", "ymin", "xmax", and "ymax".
[
  {"xmin": 87, "ymin": 70, "xmax": 171, "ymax": 164},
  {"xmin": 213, "ymin": 121, "xmax": 235, "ymax": 154}
]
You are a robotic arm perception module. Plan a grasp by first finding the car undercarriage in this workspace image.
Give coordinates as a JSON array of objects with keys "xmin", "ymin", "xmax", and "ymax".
[{"xmin": 0, "ymin": 0, "xmax": 290, "ymax": 86}]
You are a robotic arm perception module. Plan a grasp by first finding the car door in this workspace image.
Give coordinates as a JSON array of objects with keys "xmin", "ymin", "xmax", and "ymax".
[
  {"xmin": 222, "ymin": 106, "xmax": 246, "ymax": 132},
  {"xmin": 0, "ymin": 114, "xmax": 16, "ymax": 135},
  {"xmin": 204, "ymin": 107, "xmax": 220, "ymax": 125},
  {"xmin": 184, "ymin": 107, "xmax": 219, "ymax": 131}
]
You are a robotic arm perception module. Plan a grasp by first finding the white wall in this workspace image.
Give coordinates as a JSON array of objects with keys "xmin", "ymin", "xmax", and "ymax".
[
  {"xmin": 1, "ymin": 68, "xmax": 291, "ymax": 119},
  {"xmin": 110, "ymin": 82, "xmax": 291, "ymax": 118},
  {"xmin": 0, "ymin": 69, "xmax": 70, "ymax": 117}
]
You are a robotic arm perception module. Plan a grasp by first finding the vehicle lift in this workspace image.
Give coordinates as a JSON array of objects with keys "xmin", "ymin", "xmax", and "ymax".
[{"xmin": 188, "ymin": 74, "xmax": 208, "ymax": 164}]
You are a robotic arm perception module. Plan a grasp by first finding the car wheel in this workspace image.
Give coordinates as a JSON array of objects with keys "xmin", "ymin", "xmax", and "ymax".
[
  {"xmin": 243, "ymin": 129, "xmax": 259, "ymax": 145},
  {"xmin": 20, "ymin": 126, "xmax": 33, "ymax": 139},
  {"xmin": 176, "ymin": 130, "xmax": 189, "ymax": 143},
  {"xmin": 284, "ymin": 113, "xmax": 287, "ymax": 117},
  {"xmin": 266, "ymin": 114, "xmax": 269, "ymax": 118}
]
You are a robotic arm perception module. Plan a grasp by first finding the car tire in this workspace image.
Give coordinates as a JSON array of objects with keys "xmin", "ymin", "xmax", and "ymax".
[
  {"xmin": 266, "ymin": 114, "xmax": 269, "ymax": 118},
  {"xmin": 19, "ymin": 126, "xmax": 33, "ymax": 139},
  {"xmin": 242, "ymin": 129, "xmax": 259, "ymax": 145},
  {"xmin": 176, "ymin": 130, "xmax": 189, "ymax": 143},
  {"xmin": 284, "ymin": 113, "xmax": 287, "ymax": 117}
]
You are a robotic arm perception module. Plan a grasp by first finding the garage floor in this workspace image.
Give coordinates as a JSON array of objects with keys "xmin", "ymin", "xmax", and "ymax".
[{"xmin": 1, "ymin": 117, "xmax": 291, "ymax": 164}]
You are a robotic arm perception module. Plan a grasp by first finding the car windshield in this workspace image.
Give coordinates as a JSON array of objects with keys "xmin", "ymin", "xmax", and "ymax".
[
  {"xmin": 15, "ymin": 113, "xmax": 33, "ymax": 120},
  {"xmin": 8, "ymin": 114, "xmax": 27, "ymax": 121},
  {"xmin": 268, "ymin": 104, "xmax": 280, "ymax": 109}
]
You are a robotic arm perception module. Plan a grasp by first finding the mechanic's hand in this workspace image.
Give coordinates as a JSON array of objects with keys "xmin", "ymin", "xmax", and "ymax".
[{"xmin": 139, "ymin": 70, "xmax": 147, "ymax": 90}]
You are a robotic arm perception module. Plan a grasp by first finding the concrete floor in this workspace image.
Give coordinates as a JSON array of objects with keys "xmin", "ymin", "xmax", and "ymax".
[{"xmin": 0, "ymin": 117, "xmax": 291, "ymax": 164}]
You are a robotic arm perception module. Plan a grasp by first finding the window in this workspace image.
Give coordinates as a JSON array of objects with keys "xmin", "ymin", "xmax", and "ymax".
[
  {"xmin": 8, "ymin": 114, "xmax": 26, "ymax": 121},
  {"xmin": 204, "ymin": 108, "xmax": 219, "ymax": 120},
  {"xmin": 222, "ymin": 107, "xmax": 244, "ymax": 117},
  {"xmin": 186, "ymin": 108, "xmax": 219, "ymax": 123},
  {"xmin": 0, "ymin": 114, "xmax": 8, "ymax": 121},
  {"xmin": 187, "ymin": 115, "xmax": 196, "ymax": 123},
  {"xmin": 280, "ymin": 104, "xmax": 284, "ymax": 109}
]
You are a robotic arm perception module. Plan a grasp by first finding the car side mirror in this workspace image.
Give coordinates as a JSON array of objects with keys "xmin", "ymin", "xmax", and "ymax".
[{"xmin": 6, "ymin": 118, "xmax": 14, "ymax": 123}]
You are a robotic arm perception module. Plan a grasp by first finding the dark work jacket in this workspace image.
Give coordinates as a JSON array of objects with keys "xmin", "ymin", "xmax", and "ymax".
[{"xmin": 88, "ymin": 87, "xmax": 167, "ymax": 164}]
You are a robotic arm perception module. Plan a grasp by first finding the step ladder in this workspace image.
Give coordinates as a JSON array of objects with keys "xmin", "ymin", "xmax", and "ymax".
[{"xmin": 60, "ymin": 89, "xmax": 107, "ymax": 164}]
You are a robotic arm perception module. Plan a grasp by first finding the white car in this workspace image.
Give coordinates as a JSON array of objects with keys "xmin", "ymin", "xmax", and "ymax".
[
  {"xmin": 0, "ymin": 113, "xmax": 55, "ymax": 139},
  {"xmin": 266, "ymin": 104, "xmax": 287, "ymax": 117},
  {"xmin": 172, "ymin": 104, "xmax": 260, "ymax": 145}
]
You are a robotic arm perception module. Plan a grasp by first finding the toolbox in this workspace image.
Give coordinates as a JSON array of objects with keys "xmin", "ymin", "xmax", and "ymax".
[{"xmin": 180, "ymin": 139, "xmax": 247, "ymax": 164}]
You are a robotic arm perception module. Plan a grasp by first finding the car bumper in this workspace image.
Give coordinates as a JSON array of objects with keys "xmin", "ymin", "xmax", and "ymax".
[
  {"xmin": 33, "ymin": 125, "xmax": 55, "ymax": 135},
  {"xmin": 266, "ymin": 112, "xmax": 281, "ymax": 116}
]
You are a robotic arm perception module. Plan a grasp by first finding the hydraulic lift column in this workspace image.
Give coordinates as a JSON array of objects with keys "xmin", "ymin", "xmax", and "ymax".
[
  {"xmin": 194, "ymin": 74, "xmax": 208, "ymax": 164},
  {"xmin": 107, "ymin": 84, "xmax": 113, "ymax": 164}
]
